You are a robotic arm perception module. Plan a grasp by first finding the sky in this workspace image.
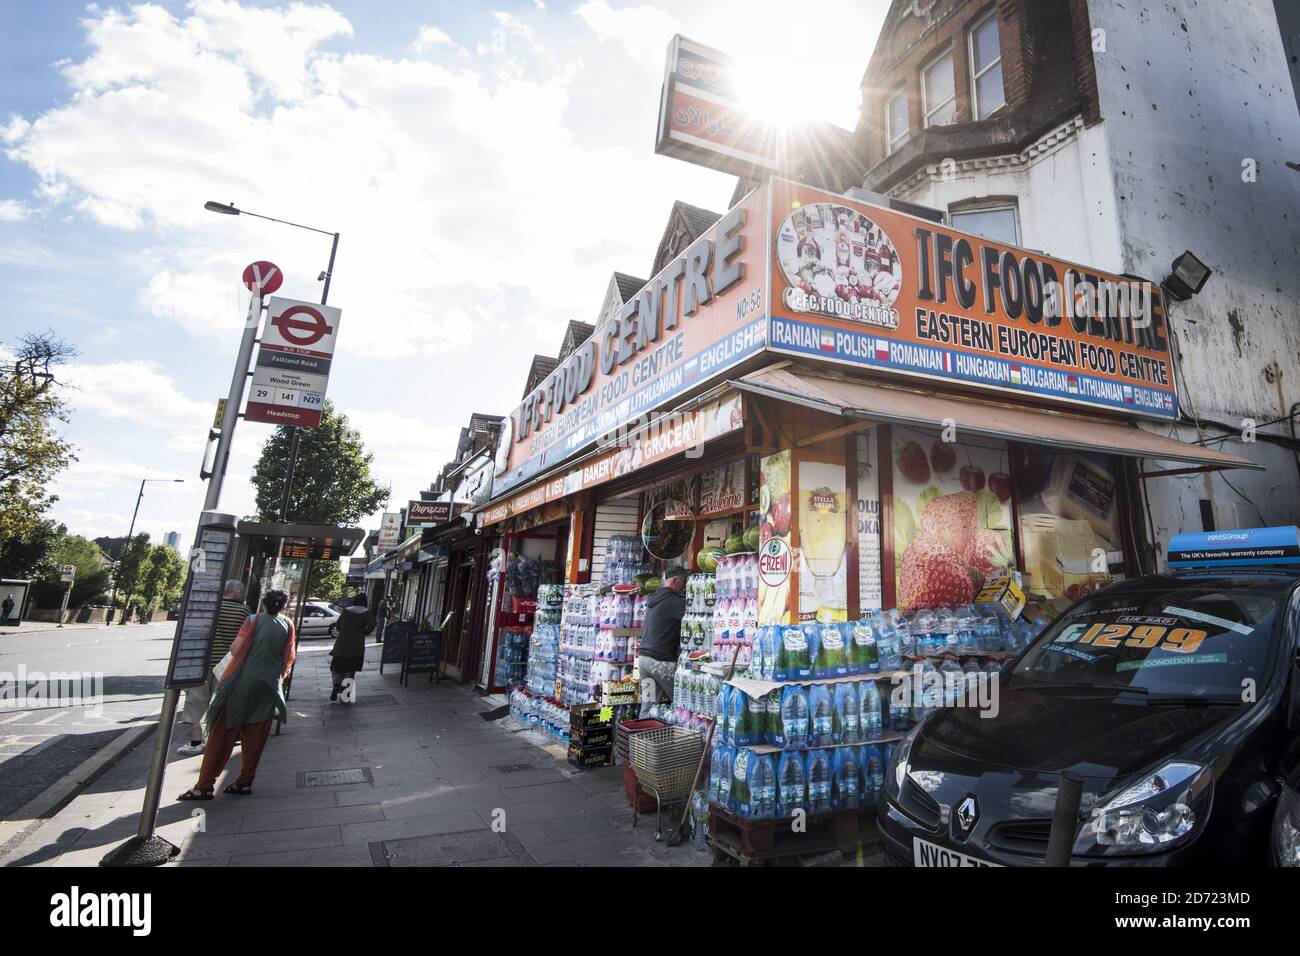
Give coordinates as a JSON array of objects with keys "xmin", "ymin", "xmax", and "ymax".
[{"xmin": 1, "ymin": 0, "xmax": 888, "ymax": 549}]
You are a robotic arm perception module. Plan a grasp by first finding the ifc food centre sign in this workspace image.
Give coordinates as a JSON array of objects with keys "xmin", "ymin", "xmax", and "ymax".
[{"xmin": 495, "ymin": 178, "xmax": 1178, "ymax": 500}]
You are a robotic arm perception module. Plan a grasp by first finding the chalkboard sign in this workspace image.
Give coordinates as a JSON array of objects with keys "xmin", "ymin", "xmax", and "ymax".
[
  {"xmin": 402, "ymin": 630, "xmax": 441, "ymax": 686},
  {"xmin": 379, "ymin": 621, "xmax": 410, "ymax": 673}
]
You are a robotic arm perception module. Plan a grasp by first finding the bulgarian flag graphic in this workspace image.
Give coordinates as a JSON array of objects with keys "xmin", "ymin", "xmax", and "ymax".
[{"xmin": 1067, "ymin": 374, "xmax": 1079, "ymax": 394}]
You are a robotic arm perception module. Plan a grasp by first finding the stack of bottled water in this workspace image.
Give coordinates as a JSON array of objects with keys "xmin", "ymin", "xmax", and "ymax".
[
  {"xmin": 525, "ymin": 622, "xmax": 559, "ymax": 696},
  {"xmin": 601, "ymin": 534, "xmax": 651, "ymax": 587},
  {"xmin": 493, "ymin": 629, "xmax": 530, "ymax": 687}
]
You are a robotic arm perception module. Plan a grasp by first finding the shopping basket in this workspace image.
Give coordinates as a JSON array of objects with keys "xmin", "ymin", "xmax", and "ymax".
[{"xmin": 628, "ymin": 726, "xmax": 704, "ymax": 840}]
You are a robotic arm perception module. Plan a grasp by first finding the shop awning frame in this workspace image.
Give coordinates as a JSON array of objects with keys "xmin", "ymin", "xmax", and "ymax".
[{"xmin": 728, "ymin": 365, "xmax": 1262, "ymax": 472}]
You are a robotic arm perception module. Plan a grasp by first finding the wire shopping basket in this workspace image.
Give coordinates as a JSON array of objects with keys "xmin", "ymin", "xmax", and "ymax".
[{"xmin": 628, "ymin": 726, "xmax": 705, "ymax": 840}]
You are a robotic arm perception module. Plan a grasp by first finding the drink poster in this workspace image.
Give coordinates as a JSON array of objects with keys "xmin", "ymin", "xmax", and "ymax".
[
  {"xmin": 797, "ymin": 459, "xmax": 848, "ymax": 623},
  {"xmin": 756, "ymin": 451, "xmax": 793, "ymax": 625},
  {"xmin": 890, "ymin": 426, "xmax": 1013, "ymax": 612},
  {"xmin": 856, "ymin": 432, "xmax": 882, "ymax": 612}
]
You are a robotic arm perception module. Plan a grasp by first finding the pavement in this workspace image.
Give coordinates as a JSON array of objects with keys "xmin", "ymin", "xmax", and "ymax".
[{"xmin": 0, "ymin": 634, "xmax": 717, "ymax": 868}]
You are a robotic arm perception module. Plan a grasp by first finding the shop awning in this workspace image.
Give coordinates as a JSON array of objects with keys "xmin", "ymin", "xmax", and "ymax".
[{"xmin": 729, "ymin": 365, "xmax": 1261, "ymax": 472}]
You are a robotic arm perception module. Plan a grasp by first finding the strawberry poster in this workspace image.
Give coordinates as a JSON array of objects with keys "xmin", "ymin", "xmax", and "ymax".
[{"xmin": 890, "ymin": 426, "xmax": 1014, "ymax": 612}]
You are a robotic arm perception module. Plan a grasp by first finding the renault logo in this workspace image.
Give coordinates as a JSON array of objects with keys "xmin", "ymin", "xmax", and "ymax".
[{"xmin": 956, "ymin": 796, "xmax": 979, "ymax": 833}]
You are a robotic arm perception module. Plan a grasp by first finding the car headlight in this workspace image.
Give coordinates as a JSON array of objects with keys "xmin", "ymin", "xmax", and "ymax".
[
  {"xmin": 1074, "ymin": 761, "xmax": 1211, "ymax": 855},
  {"xmin": 1273, "ymin": 784, "xmax": 1300, "ymax": 867},
  {"xmin": 883, "ymin": 725, "xmax": 920, "ymax": 802}
]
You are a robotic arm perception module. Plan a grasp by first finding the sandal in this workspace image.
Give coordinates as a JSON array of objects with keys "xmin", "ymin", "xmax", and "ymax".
[
  {"xmin": 177, "ymin": 787, "xmax": 214, "ymax": 801},
  {"xmin": 223, "ymin": 782, "xmax": 253, "ymax": 796}
]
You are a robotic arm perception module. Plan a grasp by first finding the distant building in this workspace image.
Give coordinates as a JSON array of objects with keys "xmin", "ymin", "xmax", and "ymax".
[{"xmin": 163, "ymin": 531, "xmax": 181, "ymax": 552}]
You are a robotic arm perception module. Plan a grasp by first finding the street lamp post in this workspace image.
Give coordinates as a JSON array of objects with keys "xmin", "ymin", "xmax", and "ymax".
[
  {"xmin": 109, "ymin": 478, "xmax": 184, "ymax": 624},
  {"xmin": 204, "ymin": 201, "xmax": 339, "ymax": 523}
]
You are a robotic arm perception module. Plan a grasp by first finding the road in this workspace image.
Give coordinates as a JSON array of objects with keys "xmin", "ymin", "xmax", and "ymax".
[{"xmin": 0, "ymin": 622, "xmax": 176, "ymax": 821}]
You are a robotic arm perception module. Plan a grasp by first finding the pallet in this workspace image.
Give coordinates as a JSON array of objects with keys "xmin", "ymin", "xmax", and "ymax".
[{"xmin": 708, "ymin": 802, "xmax": 883, "ymax": 866}]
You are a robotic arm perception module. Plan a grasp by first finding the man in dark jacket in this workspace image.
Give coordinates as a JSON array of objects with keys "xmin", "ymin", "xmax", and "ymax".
[
  {"xmin": 330, "ymin": 592, "xmax": 376, "ymax": 702},
  {"xmin": 638, "ymin": 565, "xmax": 687, "ymax": 717}
]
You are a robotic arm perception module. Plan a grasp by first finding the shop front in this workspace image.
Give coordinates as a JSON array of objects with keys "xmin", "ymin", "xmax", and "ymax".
[{"xmin": 474, "ymin": 178, "xmax": 1256, "ymax": 835}]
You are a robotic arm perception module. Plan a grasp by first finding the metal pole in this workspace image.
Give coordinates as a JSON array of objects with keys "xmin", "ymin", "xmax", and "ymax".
[
  {"xmin": 57, "ymin": 583, "xmax": 71, "ymax": 628},
  {"xmin": 1044, "ymin": 771, "xmax": 1084, "ymax": 867},
  {"xmin": 278, "ymin": 232, "xmax": 338, "ymax": 524},
  {"xmin": 110, "ymin": 480, "xmax": 146, "ymax": 624},
  {"xmin": 104, "ymin": 292, "xmax": 263, "ymax": 866}
]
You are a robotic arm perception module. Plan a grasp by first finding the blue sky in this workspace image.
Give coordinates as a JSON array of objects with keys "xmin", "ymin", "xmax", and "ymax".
[{"xmin": 0, "ymin": 0, "xmax": 887, "ymax": 546}]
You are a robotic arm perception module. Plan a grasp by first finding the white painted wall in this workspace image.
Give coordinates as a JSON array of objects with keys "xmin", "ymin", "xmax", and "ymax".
[
  {"xmin": 1090, "ymin": 0, "xmax": 1300, "ymax": 556},
  {"xmin": 892, "ymin": 119, "xmax": 1125, "ymax": 271}
]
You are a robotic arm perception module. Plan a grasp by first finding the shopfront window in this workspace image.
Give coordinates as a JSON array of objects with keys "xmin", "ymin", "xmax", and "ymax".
[
  {"xmin": 1015, "ymin": 447, "xmax": 1127, "ymax": 601},
  {"xmin": 889, "ymin": 426, "xmax": 1014, "ymax": 612}
]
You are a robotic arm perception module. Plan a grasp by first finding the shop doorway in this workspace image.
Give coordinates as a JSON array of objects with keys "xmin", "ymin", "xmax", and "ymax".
[{"xmin": 440, "ymin": 550, "xmax": 476, "ymax": 680}]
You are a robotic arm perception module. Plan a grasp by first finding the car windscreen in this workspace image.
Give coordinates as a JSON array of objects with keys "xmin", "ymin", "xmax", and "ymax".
[{"xmin": 1009, "ymin": 583, "xmax": 1286, "ymax": 698}]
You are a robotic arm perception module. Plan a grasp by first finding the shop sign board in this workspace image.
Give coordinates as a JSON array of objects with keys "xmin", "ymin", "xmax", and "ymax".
[
  {"xmin": 766, "ymin": 179, "xmax": 1179, "ymax": 421},
  {"xmin": 347, "ymin": 556, "xmax": 367, "ymax": 579},
  {"xmin": 697, "ymin": 459, "xmax": 745, "ymax": 517},
  {"xmin": 454, "ymin": 455, "xmax": 494, "ymax": 509},
  {"xmin": 484, "ymin": 393, "xmax": 742, "ymax": 526},
  {"xmin": 407, "ymin": 500, "xmax": 458, "ymax": 527},
  {"xmin": 245, "ymin": 296, "xmax": 343, "ymax": 429},
  {"xmin": 376, "ymin": 512, "xmax": 402, "ymax": 552},
  {"xmin": 654, "ymin": 35, "xmax": 778, "ymax": 179},
  {"xmin": 495, "ymin": 187, "xmax": 769, "ymax": 496}
]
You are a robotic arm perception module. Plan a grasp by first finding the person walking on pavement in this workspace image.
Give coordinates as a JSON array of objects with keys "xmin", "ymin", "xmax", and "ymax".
[
  {"xmin": 177, "ymin": 589, "xmax": 297, "ymax": 800},
  {"xmin": 177, "ymin": 580, "xmax": 249, "ymax": 755},
  {"xmin": 637, "ymin": 565, "xmax": 688, "ymax": 718},
  {"xmin": 329, "ymin": 591, "xmax": 375, "ymax": 702},
  {"xmin": 1, "ymin": 594, "xmax": 14, "ymax": 625}
]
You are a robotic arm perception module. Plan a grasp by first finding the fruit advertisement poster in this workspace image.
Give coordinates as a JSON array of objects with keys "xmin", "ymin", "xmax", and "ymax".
[
  {"xmin": 856, "ymin": 432, "xmax": 882, "ymax": 612},
  {"xmin": 891, "ymin": 426, "xmax": 1014, "ymax": 612},
  {"xmin": 757, "ymin": 451, "xmax": 793, "ymax": 625},
  {"xmin": 797, "ymin": 460, "xmax": 848, "ymax": 622}
]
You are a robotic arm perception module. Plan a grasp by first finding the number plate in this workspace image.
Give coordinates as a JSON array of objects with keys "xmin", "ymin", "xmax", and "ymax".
[{"xmin": 913, "ymin": 837, "xmax": 1001, "ymax": 867}]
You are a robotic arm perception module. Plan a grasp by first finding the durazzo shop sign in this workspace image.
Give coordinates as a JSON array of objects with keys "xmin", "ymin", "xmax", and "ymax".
[
  {"xmin": 768, "ymin": 180, "xmax": 1179, "ymax": 420},
  {"xmin": 497, "ymin": 187, "xmax": 769, "ymax": 494}
]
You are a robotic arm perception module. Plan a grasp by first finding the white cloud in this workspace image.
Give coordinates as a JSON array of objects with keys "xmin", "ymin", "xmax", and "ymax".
[
  {"xmin": 0, "ymin": 199, "xmax": 29, "ymax": 222},
  {"xmin": 573, "ymin": 0, "xmax": 679, "ymax": 62},
  {"xmin": 412, "ymin": 25, "xmax": 453, "ymax": 51},
  {"xmin": 63, "ymin": 359, "xmax": 212, "ymax": 432},
  {"xmin": 1, "ymin": 114, "xmax": 30, "ymax": 144}
]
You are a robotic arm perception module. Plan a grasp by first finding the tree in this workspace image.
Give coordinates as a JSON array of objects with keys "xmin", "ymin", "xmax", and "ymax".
[
  {"xmin": 0, "ymin": 518, "xmax": 61, "ymax": 579},
  {"xmin": 250, "ymin": 402, "xmax": 386, "ymax": 608},
  {"xmin": 309, "ymin": 560, "xmax": 346, "ymax": 604},
  {"xmin": 33, "ymin": 532, "xmax": 112, "ymax": 608},
  {"xmin": 114, "ymin": 533, "xmax": 152, "ymax": 610},
  {"xmin": 0, "ymin": 331, "xmax": 77, "ymax": 540},
  {"xmin": 250, "ymin": 401, "xmax": 387, "ymax": 526}
]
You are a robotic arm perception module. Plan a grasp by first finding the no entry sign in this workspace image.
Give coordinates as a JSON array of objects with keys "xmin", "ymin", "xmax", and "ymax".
[
  {"xmin": 244, "ymin": 296, "xmax": 343, "ymax": 429},
  {"xmin": 242, "ymin": 260, "xmax": 283, "ymax": 295}
]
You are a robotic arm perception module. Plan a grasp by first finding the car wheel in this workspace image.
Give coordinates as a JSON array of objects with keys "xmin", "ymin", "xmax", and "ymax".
[{"xmin": 329, "ymin": 623, "xmax": 339, "ymax": 639}]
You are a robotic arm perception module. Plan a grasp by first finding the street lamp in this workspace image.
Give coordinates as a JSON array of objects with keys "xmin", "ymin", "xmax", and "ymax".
[
  {"xmin": 204, "ymin": 200, "xmax": 340, "ymax": 521},
  {"xmin": 109, "ymin": 478, "xmax": 184, "ymax": 624}
]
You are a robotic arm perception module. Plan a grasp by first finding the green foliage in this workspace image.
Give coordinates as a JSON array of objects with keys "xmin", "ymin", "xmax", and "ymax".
[
  {"xmin": 250, "ymin": 400, "xmax": 386, "ymax": 527},
  {"xmin": 0, "ymin": 332, "xmax": 77, "ymax": 540},
  {"xmin": 29, "ymin": 531, "xmax": 113, "ymax": 608},
  {"xmin": 309, "ymin": 560, "xmax": 346, "ymax": 604},
  {"xmin": 0, "ymin": 518, "xmax": 61, "ymax": 579},
  {"xmin": 114, "ymin": 533, "xmax": 153, "ymax": 608}
]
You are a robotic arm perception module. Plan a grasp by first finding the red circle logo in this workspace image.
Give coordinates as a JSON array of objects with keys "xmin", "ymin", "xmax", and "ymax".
[
  {"xmin": 271, "ymin": 305, "xmax": 333, "ymax": 347},
  {"xmin": 242, "ymin": 260, "xmax": 283, "ymax": 295}
]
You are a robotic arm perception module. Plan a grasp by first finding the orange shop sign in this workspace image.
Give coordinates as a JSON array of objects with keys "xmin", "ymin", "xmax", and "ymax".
[
  {"xmin": 765, "ymin": 179, "xmax": 1179, "ymax": 420},
  {"xmin": 484, "ymin": 394, "xmax": 742, "ymax": 526}
]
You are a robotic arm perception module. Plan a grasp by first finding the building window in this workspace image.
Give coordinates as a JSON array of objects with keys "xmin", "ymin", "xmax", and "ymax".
[
  {"xmin": 886, "ymin": 88, "xmax": 909, "ymax": 154},
  {"xmin": 922, "ymin": 49, "xmax": 956, "ymax": 127},
  {"xmin": 950, "ymin": 203, "xmax": 1019, "ymax": 245},
  {"xmin": 969, "ymin": 10, "xmax": 1005, "ymax": 119}
]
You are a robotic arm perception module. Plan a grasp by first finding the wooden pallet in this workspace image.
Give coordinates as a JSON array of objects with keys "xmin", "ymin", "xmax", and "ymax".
[{"xmin": 708, "ymin": 802, "xmax": 883, "ymax": 866}]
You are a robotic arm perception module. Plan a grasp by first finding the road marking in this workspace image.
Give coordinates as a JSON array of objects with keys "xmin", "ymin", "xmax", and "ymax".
[
  {"xmin": 0, "ymin": 723, "xmax": 155, "ymax": 858},
  {"xmin": 0, "ymin": 714, "xmax": 29, "ymax": 725},
  {"xmin": 30, "ymin": 712, "xmax": 65, "ymax": 726}
]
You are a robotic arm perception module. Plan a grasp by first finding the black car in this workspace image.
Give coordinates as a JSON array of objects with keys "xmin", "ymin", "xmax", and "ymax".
[{"xmin": 879, "ymin": 561, "xmax": 1300, "ymax": 867}]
